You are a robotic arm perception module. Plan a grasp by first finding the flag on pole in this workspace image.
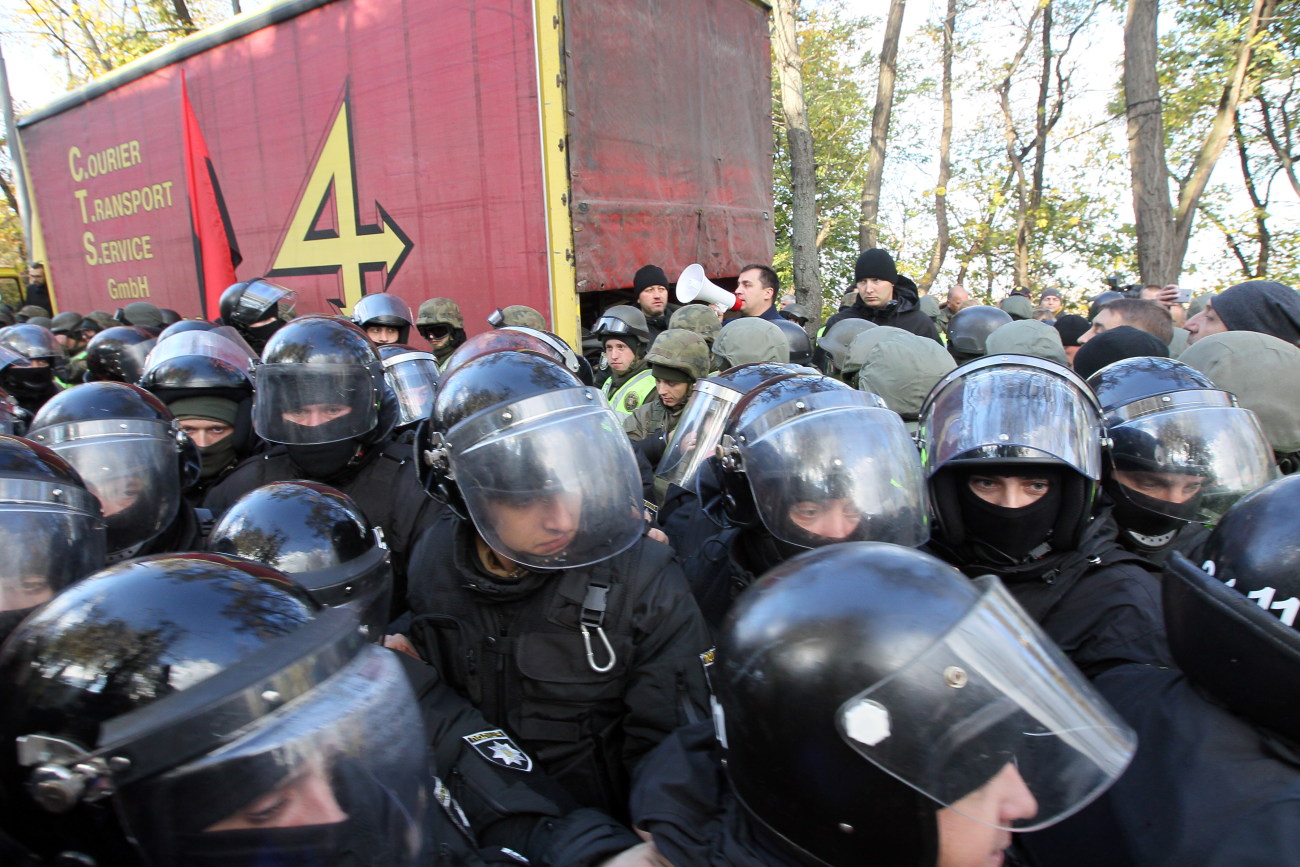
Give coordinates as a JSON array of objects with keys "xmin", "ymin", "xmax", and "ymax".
[{"xmin": 181, "ymin": 71, "xmax": 241, "ymax": 320}]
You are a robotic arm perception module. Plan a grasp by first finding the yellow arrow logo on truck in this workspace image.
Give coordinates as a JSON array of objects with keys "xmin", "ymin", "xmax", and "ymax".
[{"xmin": 268, "ymin": 96, "xmax": 412, "ymax": 314}]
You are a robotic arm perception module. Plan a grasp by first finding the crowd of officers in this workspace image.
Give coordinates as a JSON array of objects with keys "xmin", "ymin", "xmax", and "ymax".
[{"xmin": 0, "ymin": 249, "xmax": 1298, "ymax": 867}]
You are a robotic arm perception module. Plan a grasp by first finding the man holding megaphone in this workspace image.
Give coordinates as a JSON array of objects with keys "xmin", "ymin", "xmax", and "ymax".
[{"xmin": 677, "ymin": 263, "xmax": 784, "ymax": 324}]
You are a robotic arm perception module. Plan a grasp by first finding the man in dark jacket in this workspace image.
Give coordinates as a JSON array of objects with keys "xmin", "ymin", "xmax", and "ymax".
[
  {"xmin": 632, "ymin": 264, "xmax": 679, "ymax": 349},
  {"xmin": 405, "ymin": 349, "xmax": 711, "ymax": 820},
  {"xmin": 821, "ymin": 248, "xmax": 941, "ymax": 343}
]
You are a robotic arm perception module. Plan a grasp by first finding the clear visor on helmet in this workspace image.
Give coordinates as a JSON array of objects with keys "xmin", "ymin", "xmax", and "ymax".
[
  {"xmin": 253, "ymin": 364, "xmax": 380, "ymax": 444},
  {"xmin": 837, "ymin": 576, "xmax": 1135, "ymax": 832},
  {"xmin": 234, "ymin": 281, "xmax": 295, "ymax": 323},
  {"xmin": 921, "ymin": 362, "xmax": 1101, "ymax": 480},
  {"xmin": 451, "ymin": 390, "xmax": 644, "ymax": 569},
  {"xmin": 353, "ymin": 294, "xmax": 414, "ymax": 327},
  {"xmin": 0, "ymin": 498, "xmax": 106, "ymax": 614},
  {"xmin": 144, "ymin": 332, "xmax": 255, "ymax": 382},
  {"xmin": 116, "ymin": 646, "xmax": 431, "ymax": 867},
  {"xmin": 34, "ymin": 420, "xmax": 181, "ymax": 555},
  {"xmin": 655, "ymin": 379, "xmax": 743, "ymax": 490},
  {"xmin": 381, "ymin": 352, "xmax": 440, "ymax": 426},
  {"xmin": 740, "ymin": 403, "xmax": 929, "ymax": 548},
  {"xmin": 1108, "ymin": 404, "xmax": 1278, "ymax": 522},
  {"xmin": 0, "ymin": 344, "xmax": 32, "ymax": 371}
]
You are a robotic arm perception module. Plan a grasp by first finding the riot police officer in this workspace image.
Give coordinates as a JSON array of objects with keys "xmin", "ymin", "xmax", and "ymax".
[
  {"xmin": 1086, "ymin": 356, "xmax": 1276, "ymax": 562},
  {"xmin": 27, "ymin": 382, "xmax": 203, "ymax": 562},
  {"xmin": 673, "ymin": 372, "xmax": 928, "ymax": 627},
  {"xmin": 206, "ymin": 481, "xmax": 655, "ymax": 865},
  {"xmin": 218, "ymin": 278, "xmax": 295, "ymax": 354},
  {"xmin": 203, "ymin": 315, "xmax": 442, "ymax": 621},
  {"xmin": 917, "ymin": 355, "xmax": 1171, "ymax": 677},
  {"xmin": 83, "ymin": 325, "xmax": 157, "ymax": 383},
  {"xmin": 0, "ymin": 435, "xmax": 105, "ymax": 643},
  {"xmin": 0, "ymin": 324, "xmax": 64, "ymax": 410},
  {"xmin": 351, "ymin": 293, "xmax": 416, "ymax": 345},
  {"xmin": 407, "ymin": 348, "xmax": 711, "ymax": 818},
  {"xmin": 139, "ymin": 328, "xmax": 261, "ymax": 502},
  {"xmin": 631, "ymin": 543, "xmax": 1137, "ymax": 866},
  {"xmin": 1022, "ymin": 474, "xmax": 1300, "ymax": 866},
  {"xmin": 0, "ymin": 554, "xmax": 465, "ymax": 866}
]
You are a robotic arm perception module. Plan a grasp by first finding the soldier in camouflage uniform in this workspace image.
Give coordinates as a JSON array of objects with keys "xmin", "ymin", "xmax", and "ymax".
[
  {"xmin": 416, "ymin": 297, "xmax": 467, "ymax": 368},
  {"xmin": 624, "ymin": 329, "xmax": 710, "ymax": 442}
]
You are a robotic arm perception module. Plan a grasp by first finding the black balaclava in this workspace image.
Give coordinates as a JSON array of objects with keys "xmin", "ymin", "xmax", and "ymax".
[
  {"xmin": 3, "ymin": 367, "xmax": 59, "ymax": 413},
  {"xmin": 954, "ymin": 468, "xmax": 1064, "ymax": 562},
  {"xmin": 241, "ymin": 313, "xmax": 286, "ymax": 355},
  {"xmin": 1104, "ymin": 477, "xmax": 1201, "ymax": 543}
]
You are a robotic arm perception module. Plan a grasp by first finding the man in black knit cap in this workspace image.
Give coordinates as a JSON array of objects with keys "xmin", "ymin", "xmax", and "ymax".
[
  {"xmin": 631, "ymin": 264, "xmax": 677, "ymax": 350},
  {"xmin": 820, "ymin": 248, "xmax": 940, "ymax": 343}
]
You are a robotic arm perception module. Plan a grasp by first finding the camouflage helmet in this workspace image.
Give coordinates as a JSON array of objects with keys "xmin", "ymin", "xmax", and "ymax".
[
  {"xmin": 713, "ymin": 318, "xmax": 789, "ymax": 368},
  {"xmin": 669, "ymin": 304, "xmax": 722, "ymax": 347},
  {"xmin": 417, "ymin": 297, "xmax": 464, "ymax": 329},
  {"xmin": 646, "ymin": 329, "xmax": 710, "ymax": 382},
  {"xmin": 490, "ymin": 305, "xmax": 546, "ymax": 330}
]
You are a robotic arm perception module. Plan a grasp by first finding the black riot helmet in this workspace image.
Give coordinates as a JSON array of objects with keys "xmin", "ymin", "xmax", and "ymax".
[
  {"xmin": 946, "ymin": 305, "xmax": 1012, "ymax": 361},
  {"xmin": 772, "ymin": 317, "xmax": 813, "ymax": 366},
  {"xmin": 1162, "ymin": 475, "xmax": 1300, "ymax": 743},
  {"xmin": 440, "ymin": 326, "xmax": 575, "ymax": 379},
  {"xmin": 500, "ymin": 325, "xmax": 594, "ymax": 384},
  {"xmin": 655, "ymin": 361, "xmax": 813, "ymax": 492},
  {"xmin": 0, "ymin": 553, "xmax": 433, "ymax": 867},
  {"xmin": 711, "ymin": 373, "xmax": 928, "ymax": 550},
  {"xmin": 350, "ymin": 294, "xmax": 415, "ymax": 345},
  {"xmin": 1088, "ymin": 356, "xmax": 1276, "ymax": 546},
  {"xmin": 919, "ymin": 355, "xmax": 1103, "ymax": 563},
  {"xmin": 716, "ymin": 543, "xmax": 1135, "ymax": 867},
  {"xmin": 420, "ymin": 349, "xmax": 643, "ymax": 569},
  {"xmin": 139, "ymin": 330, "xmax": 258, "ymax": 459},
  {"xmin": 208, "ymin": 482, "xmax": 393, "ymax": 639},
  {"xmin": 0, "ymin": 435, "xmax": 106, "ymax": 643},
  {"xmin": 84, "ymin": 326, "xmax": 157, "ymax": 383},
  {"xmin": 28, "ymin": 382, "xmax": 199, "ymax": 561},
  {"xmin": 218, "ymin": 278, "xmax": 295, "ymax": 328},
  {"xmin": 0, "ymin": 323, "xmax": 62, "ymax": 364},
  {"xmin": 253, "ymin": 315, "xmax": 388, "ymax": 447},
  {"xmin": 157, "ymin": 319, "xmax": 216, "ymax": 341},
  {"xmin": 139, "ymin": 330, "xmax": 255, "ymax": 401}
]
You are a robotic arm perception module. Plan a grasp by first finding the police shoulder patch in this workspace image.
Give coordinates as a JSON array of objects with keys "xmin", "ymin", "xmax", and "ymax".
[{"xmin": 463, "ymin": 729, "xmax": 534, "ymax": 771}]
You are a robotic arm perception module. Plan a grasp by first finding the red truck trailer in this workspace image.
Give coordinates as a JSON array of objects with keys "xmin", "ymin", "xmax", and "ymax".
[{"xmin": 17, "ymin": 0, "xmax": 774, "ymax": 346}]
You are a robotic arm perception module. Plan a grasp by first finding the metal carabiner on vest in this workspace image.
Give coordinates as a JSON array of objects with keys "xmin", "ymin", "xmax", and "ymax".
[{"xmin": 580, "ymin": 622, "xmax": 617, "ymax": 673}]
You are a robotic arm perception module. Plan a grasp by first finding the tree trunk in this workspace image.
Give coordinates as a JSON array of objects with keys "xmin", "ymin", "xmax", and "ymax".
[
  {"xmin": 772, "ymin": 0, "xmax": 822, "ymax": 326},
  {"xmin": 172, "ymin": 0, "xmax": 198, "ymax": 33},
  {"xmin": 1124, "ymin": 0, "xmax": 1176, "ymax": 285},
  {"xmin": 920, "ymin": 0, "xmax": 956, "ymax": 294},
  {"xmin": 1126, "ymin": 0, "xmax": 1274, "ymax": 285},
  {"xmin": 1170, "ymin": 0, "xmax": 1276, "ymax": 270},
  {"xmin": 859, "ymin": 0, "xmax": 906, "ymax": 251}
]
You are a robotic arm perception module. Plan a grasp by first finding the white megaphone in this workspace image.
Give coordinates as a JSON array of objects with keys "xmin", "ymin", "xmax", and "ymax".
[{"xmin": 676, "ymin": 264, "xmax": 740, "ymax": 311}]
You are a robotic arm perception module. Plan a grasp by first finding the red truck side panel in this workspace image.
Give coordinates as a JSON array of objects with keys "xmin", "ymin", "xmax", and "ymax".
[
  {"xmin": 22, "ymin": 0, "xmax": 550, "ymax": 328},
  {"xmin": 564, "ymin": 0, "xmax": 773, "ymax": 292}
]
